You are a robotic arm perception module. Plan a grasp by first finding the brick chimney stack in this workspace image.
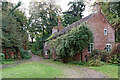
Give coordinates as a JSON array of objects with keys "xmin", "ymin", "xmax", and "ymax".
[
  {"xmin": 58, "ymin": 17, "xmax": 62, "ymax": 32},
  {"xmin": 94, "ymin": 0, "xmax": 101, "ymax": 13}
]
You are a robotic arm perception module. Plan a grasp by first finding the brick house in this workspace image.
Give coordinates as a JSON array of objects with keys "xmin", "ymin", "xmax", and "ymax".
[{"xmin": 43, "ymin": 3, "xmax": 115, "ymax": 61}]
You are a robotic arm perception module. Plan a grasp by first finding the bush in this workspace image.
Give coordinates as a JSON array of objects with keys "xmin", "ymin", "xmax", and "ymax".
[
  {"xmin": 100, "ymin": 51, "xmax": 109, "ymax": 62},
  {"xmin": 91, "ymin": 49, "xmax": 101, "ymax": 59},
  {"xmin": 87, "ymin": 50, "xmax": 105, "ymax": 66},
  {"xmin": 108, "ymin": 54, "xmax": 120, "ymax": 64},
  {"xmin": 0, "ymin": 53, "xmax": 5, "ymax": 64},
  {"xmin": 55, "ymin": 24, "xmax": 93, "ymax": 62},
  {"xmin": 88, "ymin": 59, "xmax": 104, "ymax": 67},
  {"xmin": 20, "ymin": 49, "xmax": 31, "ymax": 59}
]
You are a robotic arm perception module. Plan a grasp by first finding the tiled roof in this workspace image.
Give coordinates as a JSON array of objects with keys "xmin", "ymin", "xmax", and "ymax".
[{"xmin": 45, "ymin": 13, "xmax": 95, "ymax": 42}]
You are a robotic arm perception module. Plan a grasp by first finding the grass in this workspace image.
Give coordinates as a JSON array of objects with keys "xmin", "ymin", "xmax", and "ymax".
[
  {"xmin": 89, "ymin": 64, "xmax": 119, "ymax": 78},
  {"xmin": 40, "ymin": 59, "xmax": 86, "ymax": 67},
  {"xmin": 0, "ymin": 59, "xmax": 16, "ymax": 65},
  {"xmin": 41, "ymin": 59, "xmax": 119, "ymax": 78},
  {"xmin": 0, "ymin": 61, "xmax": 16, "ymax": 65},
  {"xmin": 1, "ymin": 62, "xmax": 63, "ymax": 78}
]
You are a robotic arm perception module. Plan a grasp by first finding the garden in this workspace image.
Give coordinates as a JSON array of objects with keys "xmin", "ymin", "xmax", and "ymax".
[{"xmin": 0, "ymin": 0, "xmax": 120, "ymax": 79}]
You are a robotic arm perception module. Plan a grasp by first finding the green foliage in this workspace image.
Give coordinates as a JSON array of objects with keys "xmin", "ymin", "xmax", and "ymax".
[
  {"xmin": 101, "ymin": 2, "xmax": 120, "ymax": 42},
  {"xmin": 29, "ymin": 1, "xmax": 61, "ymax": 41},
  {"xmin": 31, "ymin": 34, "xmax": 50, "ymax": 56},
  {"xmin": 90, "ymin": 49, "xmax": 109, "ymax": 62},
  {"xmin": 0, "ymin": 53, "xmax": 5, "ymax": 64},
  {"xmin": 88, "ymin": 49, "xmax": 105, "ymax": 67},
  {"xmin": 100, "ymin": 50, "xmax": 109, "ymax": 62},
  {"xmin": 63, "ymin": 0, "xmax": 85, "ymax": 27},
  {"xmin": 55, "ymin": 24, "xmax": 93, "ymax": 61},
  {"xmin": 88, "ymin": 59, "xmax": 104, "ymax": 67},
  {"xmin": 108, "ymin": 54, "xmax": 120, "ymax": 64},
  {"xmin": 20, "ymin": 49, "xmax": 31, "ymax": 59},
  {"xmin": 2, "ymin": 2, "xmax": 29, "ymax": 59}
]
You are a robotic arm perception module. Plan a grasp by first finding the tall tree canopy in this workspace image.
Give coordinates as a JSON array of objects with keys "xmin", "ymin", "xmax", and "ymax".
[
  {"xmin": 62, "ymin": 0, "xmax": 85, "ymax": 27},
  {"xmin": 2, "ymin": 2, "xmax": 28, "ymax": 55},
  {"xmin": 29, "ymin": 1, "xmax": 61, "ymax": 55},
  {"xmin": 29, "ymin": 1, "xmax": 61, "ymax": 41}
]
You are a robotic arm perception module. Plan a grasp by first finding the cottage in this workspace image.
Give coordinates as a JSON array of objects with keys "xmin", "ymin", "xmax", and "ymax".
[{"xmin": 43, "ymin": 3, "xmax": 115, "ymax": 61}]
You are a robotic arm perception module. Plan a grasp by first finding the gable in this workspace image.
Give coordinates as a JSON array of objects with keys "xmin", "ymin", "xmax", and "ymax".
[
  {"xmin": 87, "ymin": 11, "xmax": 114, "ymax": 33},
  {"xmin": 44, "ymin": 10, "xmax": 115, "ymax": 42}
]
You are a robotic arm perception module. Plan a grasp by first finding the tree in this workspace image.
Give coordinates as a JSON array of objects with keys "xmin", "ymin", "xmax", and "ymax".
[
  {"xmin": 29, "ymin": 1, "xmax": 61, "ymax": 55},
  {"xmin": 62, "ymin": 0, "xmax": 85, "ymax": 27},
  {"xmin": 29, "ymin": 1, "xmax": 61, "ymax": 37},
  {"xmin": 2, "ymin": 2, "xmax": 29, "ymax": 58},
  {"xmin": 100, "ymin": 2, "xmax": 120, "ymax": 42},
  {"xmin": 55, "ymin": 24, "xmax": 93, "ymax": 62}
]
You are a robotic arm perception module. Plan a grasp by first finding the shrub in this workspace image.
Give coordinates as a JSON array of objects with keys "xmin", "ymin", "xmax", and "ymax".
[
  {"xmin": 20, "ymin": 49, "xmax": 31, "ymax": 59},
  {"xmin": 100, "ymin": 50, "xmax": 109, "ymax": 62},
  {"xmin": 108, "ymin": 54, "xmax": 120, "ymax": 64},
  {"xmin": 88, "ymin": 49, "xmax": 105, "ymax": 66},
  {"xmin": 91, "ymin": 49, "xmax": 101, "ymax": 59},
  {"xmin": 90, "ymin": 49, "xmax": 109, "ymax": 63},
  {"xmin": 88, "ymin": 59, "xmax": 104, "ymax": 67},
  {"xmin": 0, "ymin": 53, "xmax": 5, "ymax": 64},
  {"xmin": 107, "ymin": 43, "xmax": 120, "ymax": 64},
  {"xmin": 55, "ymin": 24, "xmax": 93, "ymax": 62}
]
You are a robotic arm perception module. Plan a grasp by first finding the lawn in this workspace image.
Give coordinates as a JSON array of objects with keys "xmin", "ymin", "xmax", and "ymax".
[
  {"xmin": 1, "ymin": 62, "xmax": 63, "ymax": 78},
  {"xmin": 0, "ymin": 59, "xmax": 17, "ymax": 65},
  {"xmin": 0, "ymin": 61, "xmax": 16, "ymax": 65},
  {"xmin": 89, "ymin": 64, "xmax": 119, "ymax": 78}
]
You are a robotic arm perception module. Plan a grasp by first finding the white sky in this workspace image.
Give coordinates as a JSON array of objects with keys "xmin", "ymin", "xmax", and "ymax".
[{"xmin": 7, "ymin": 0, "xmax": 96, "ymax": 18}]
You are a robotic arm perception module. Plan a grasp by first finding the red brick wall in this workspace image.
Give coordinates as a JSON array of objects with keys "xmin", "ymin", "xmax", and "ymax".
[
  {"xmin": 81, "ymin": 10, "xmax": 115, "ymax": 61},
  {"xmin": 44, "ymin": 10, "xmax": 115, "ymax": 62}
]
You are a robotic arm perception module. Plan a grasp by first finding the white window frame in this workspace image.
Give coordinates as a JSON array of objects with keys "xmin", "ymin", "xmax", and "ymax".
[
  {"xmin": 88, "ymin": 43, "xmax": 94, "ymax": 53},
  {"xmin": 106, "ymin": 44, "xmax": 112, "ymax": 52},
  {"xmin": 104, "ymin": 29, "xmax": 107, "ymax": 35},
  {"xmin": 45, "ymin": 50, "xmax": 47, "ymax": 55}
]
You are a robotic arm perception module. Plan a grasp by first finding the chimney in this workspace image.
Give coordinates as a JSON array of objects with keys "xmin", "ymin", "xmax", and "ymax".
[
  {"xmin": 94, "ymin": 0, "xmax": 101, "ymax": 13},
  {"xmin": 58, "ymin": 17, "xmax": 62, "ymax": 32}
]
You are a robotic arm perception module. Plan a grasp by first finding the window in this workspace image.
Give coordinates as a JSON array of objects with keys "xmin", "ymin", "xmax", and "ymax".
[
  {"xmin": 104, "ymin": 29, "xmax": 107, "ymax": 35},
  {"xmin": 45, "ymin": 50, "xmax": 47, "ymax": 55},
  {"xmin": 88, "ymin": 43, "xmax": 94, "ymax": 53},
  {"xmin": 106, "ymin": 44, "xmax": 112, "ymax": 52}
]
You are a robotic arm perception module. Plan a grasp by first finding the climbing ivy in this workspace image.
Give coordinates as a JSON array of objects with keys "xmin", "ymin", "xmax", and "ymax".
[{"xmin": 55, "ymin": 24, "xmax": 93, "ymax": 61}]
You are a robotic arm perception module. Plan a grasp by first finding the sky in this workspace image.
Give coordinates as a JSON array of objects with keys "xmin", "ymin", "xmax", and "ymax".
[{"xmin": 7, "ymin": 0, "xmax": 96, "ymax": 18}]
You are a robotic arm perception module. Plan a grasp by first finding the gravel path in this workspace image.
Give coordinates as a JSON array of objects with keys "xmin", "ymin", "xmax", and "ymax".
[{"xmin": 1, "ymin": 50, "xmax": 109, "ymax": 78}]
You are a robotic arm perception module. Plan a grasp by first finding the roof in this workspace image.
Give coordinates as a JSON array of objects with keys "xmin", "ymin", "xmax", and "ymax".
[{"xmin": 45, "ymin": 13, "xmax": 95, "ymax": 42}]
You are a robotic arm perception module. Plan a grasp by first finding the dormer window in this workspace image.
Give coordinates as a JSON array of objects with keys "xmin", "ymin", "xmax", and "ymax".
[{"xmin": 104, "ymin": 29, "xmax": 107, "ymax": 35}]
